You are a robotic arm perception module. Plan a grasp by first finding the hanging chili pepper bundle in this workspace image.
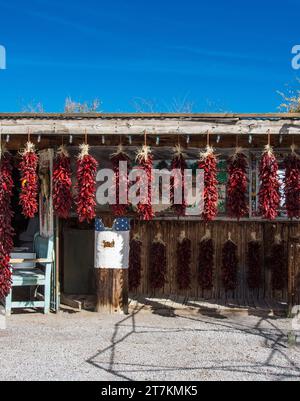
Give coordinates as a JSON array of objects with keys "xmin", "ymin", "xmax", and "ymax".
[
  {"xmin": 53, "ymin": 145, "xmax": 72, "ymax": 219},
  {"xmin": 150, "ymin": 233, "xmax": 167, "ymax": 289},
  {"xmin": 271, "ymin": 235, "xmax": 286, "ymax": 291},
  {"xmin": 19, "ymin": 141, "xmax": 39, "ymax": 218},
  {"xmin": 284, "ymin": 145, "xmax": 300, "ymax": 219},
  {"xmin": 227, "ymin": 148, "xmax": 249, "ymax": 220},
  {"xmin": 0, "ymin": 147, "xmax": 14, "ymax": 299},
  {"xmin": 176, "ymin": 232, "xmax": 191, "ymax": 290},
  {"xmin": 198, "ymin": 229, "xmax": 214, "ymax": 290},
  {"xmin": 76, "ymin": 143, "xmax": 98, "ymax": 223},
  {"xmin": 110, "ymin": 145, "xmax": 131, "ymax": 217},
  {"xmin": 258, "ymin": 145, "xmax": 280, "ymax": 220},
  {"xmin": 128, "ymin": 235, "xmax": 142, "ymax": 291},
  {"xmin": 171, "ymin": 145, "xmax": 187, "ymax": 216},
  {"xmin": 199, "ymin": 146, "xmax": 218, "ymax": 221},
  {"xmin": 247, "ymin": 236, "xmax": 262, "ymax": 290},
  {"xmin": 136, "ymin": 145, "xmax": 154, "ymax": 221},
  {"xmin": 0, "ymin": 149, "xmax": 15, "ymax": 253},
  {"xmin": 222, "ymin": 237, "xmax": 238, "ymax": 292},
  {"xmin": 0, "ymin": 244, "xmax": 12, "ymax": 300}
]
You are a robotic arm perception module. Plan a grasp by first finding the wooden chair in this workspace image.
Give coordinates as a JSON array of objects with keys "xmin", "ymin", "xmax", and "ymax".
[{"xmin": 5, "ymin": 235, "xmax": 54, "ymax": 316}]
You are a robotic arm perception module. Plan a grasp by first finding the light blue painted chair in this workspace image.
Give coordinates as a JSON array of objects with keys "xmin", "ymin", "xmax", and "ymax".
[{"xmin": 5, "ymin": 235, "xmax": 54, "ymax": 316}]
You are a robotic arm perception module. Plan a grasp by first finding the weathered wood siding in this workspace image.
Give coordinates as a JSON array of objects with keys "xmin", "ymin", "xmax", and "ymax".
[{"xmin": 129, "ymin": 220, "xmax": 300, "ymax": 303}]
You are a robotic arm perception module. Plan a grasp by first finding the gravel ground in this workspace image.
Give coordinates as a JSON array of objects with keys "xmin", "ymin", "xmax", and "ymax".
[{"xmin": 0, "ymin": 308, "xmax": 299, "ymax": 381}]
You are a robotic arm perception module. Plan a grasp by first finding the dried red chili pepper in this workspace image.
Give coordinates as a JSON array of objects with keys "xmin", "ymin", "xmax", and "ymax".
[
  {"xmin": 53, "ymin": 146, "xmax": 72, "ymax": 219},
  {"xmin": 177, "ymin": 236, "xmax": 191, "ymax": 290},
  {"xmin": 270, "ymin": 239, "xmax": 286, "ymax": 291},
  {"xmin": 222, "ymin": 239, "xmax": 238, "ymax": 292},
  {"xmin": 258, "ymin": 145, "xmax": 280, "ymax": 220},
  {"xmin": 171, "ymin": 145, "xmax": 187, "ymax": 216},
  {"xmin": 110, "ymin": 146, "xmax": 130, "ymax": 217},
  {"xmin": 128, "ymin": 236, "xmax": 142, "ymax": 291},
  {"xmin": 247, "ymin": 240, "xmax": 262, "ymax": 290},
  {"xmin": 19, "ymin": 142, "xmax": 39, "ymax": 218},
  {"xmin": 0, "ymin": 149, "xmax": 14, "ymax": 298},
  {"xmin": 0, "ymin": 150, "xmax": 15, "ymax": 254},
  {"xmin": 75, "ymin": 144, "xmax": 98, "ymax": 223},
  {"xmin": 284, "ymin": 147, "xmax": 300, "ymax": 219},
  {"xmin": 227, "ymin": 148, "xmax": 249, "ymax": 220},
  {"xmin": 0, "ymin": 244, "xmax": 12, "ymax": 299},
  {"xmin": 136, "ymin": 146, "xmax": 154, "ymax": 221},
  {"xmin": 199, "ymin": 146, "xmax": 218, "ymax": 221},
  {"xmin": 198, "ymin": 234, "xmax": 214, "ymax": 290},
  {"xmin": 150, "ymin": 235, "xmax": 167, "ymax": 289}
]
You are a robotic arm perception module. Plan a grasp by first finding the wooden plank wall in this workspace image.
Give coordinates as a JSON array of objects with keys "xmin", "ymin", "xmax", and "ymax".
[{"xmin": 129, "ymin": 220, "xmax": 300, "ymax": 303}]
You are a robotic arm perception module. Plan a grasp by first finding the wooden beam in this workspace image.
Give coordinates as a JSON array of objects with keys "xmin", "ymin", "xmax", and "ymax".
[{"xmin": 1, "ymin": 117, "xmax": 300, "ymax": 136}]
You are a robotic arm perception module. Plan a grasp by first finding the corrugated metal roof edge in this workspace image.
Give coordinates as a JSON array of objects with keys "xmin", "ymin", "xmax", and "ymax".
[{"xmin": 0, "ymin": 112, "xmax": 300, "ymax": 120}]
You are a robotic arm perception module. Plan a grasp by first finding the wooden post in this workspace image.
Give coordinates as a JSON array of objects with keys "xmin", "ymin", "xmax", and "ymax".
[{"xmin": 95, "ymin": 269, "xmax": 128, "ymax": 314}]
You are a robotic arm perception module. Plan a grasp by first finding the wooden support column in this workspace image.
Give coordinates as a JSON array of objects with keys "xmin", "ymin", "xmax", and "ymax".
[{"xmin": 95, "ymin": 269, "xmax": 128, "ymax": 314}]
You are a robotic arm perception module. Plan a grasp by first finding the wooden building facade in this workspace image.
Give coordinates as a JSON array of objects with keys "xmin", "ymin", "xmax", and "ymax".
[{"xmin": 2, "ymin": 112, "xmax": 300, "ymax": 313}]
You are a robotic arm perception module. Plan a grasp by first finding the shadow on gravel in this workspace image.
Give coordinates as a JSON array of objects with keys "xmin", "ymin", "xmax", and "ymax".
[{"xmin": 86, "ymin": 304, "xmax": 300, "ymax": 381}]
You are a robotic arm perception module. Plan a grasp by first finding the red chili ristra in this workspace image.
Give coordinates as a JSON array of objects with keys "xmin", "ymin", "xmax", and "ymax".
[
  {"xmin": 19, "ymin": 142, "xmax": 39, "ymax": 218},
  {"xmin": 199, "ymin": 146, "xmax": 218, "ymax": 221},
  {"xmin": 110, "ymin": 147, "xmax": 131, "ymax": 217},
  {"xmin": 0, "ymin": 150, "xmax": 14, "ymax": 298},
  {"xmin": 150, "ymin": 237, "xmax": 167, "ymax": 289},
  {"xmin": 75, "ymin": 144, "xmax": 98, "ymax": 223},
  {"xmin": 198, "ymin": 236, "xmax": 214, "ymax": 290},
  {"xmin": 284, "ymin": 148, "xmax": 300, "ymax": 219},
  {"xmin": 53, "ymin": 146, "xmax": 73, "ymax": 219},
  {"xmin": 171, "ymin": 145, "xmax": 187, "ymax": 216},
  {"xmin": 128, "ymin": 237, "xmax": 142, "ymax": 291},
  {"xmin": 222, "ymin": 239, "xmax": 238, "ymax": 292},
  {"xmin": 271, "ymin": 241, "xmax": 286, "ymax": 291},
  {"xmin": 227, "ymin": 149, "xmax": 249, "ymax": 220},
  {"xmin": 136, "ymin": 146, "xmax": 154, "ymax": 221},
  {"xmin": 0, "ymin": 150, "xmax": 15, "ymax": 254},
  {"xmin": 258, "ymin": 145, "xmax": 280, "ymax": 220},
  {"xmin": 177, "ymin": 237, "xmax": 192, "ymax": 290},
  {"xmin": 0, "ymin": 245, "xmax": 12, "ymax": 300},
  {"xmin": 247, "ymin": 240, "xmax": 262, "ymax": 290}
]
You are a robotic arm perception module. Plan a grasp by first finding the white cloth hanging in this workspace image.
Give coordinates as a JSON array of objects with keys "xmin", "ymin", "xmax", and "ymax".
[{"xmin": 94, "ymin": 218, "xmax": 130, "ymax": 269}]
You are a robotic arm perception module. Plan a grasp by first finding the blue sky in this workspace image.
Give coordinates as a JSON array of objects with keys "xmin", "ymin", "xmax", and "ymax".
[{"xmin": 0, "ymin": 0, "xmax": 299, "ymax": 112}]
